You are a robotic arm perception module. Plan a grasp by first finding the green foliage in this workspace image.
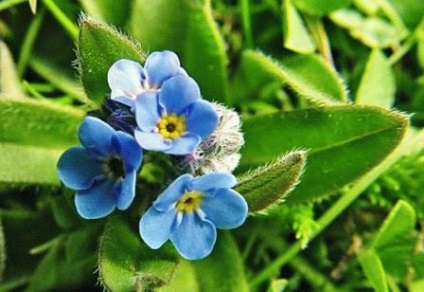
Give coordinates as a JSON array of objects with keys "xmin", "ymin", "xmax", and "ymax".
[
  {"xmin": 358, "ymin": 249, "xmax": 388, "ymax": 292},
  {"xmin": 99, "ymin": 217, "xmax": 248, "ymax": 291},
  {"xmin": 359, "ymin": 200, "xmax": 418, "ymax": 290},
  {"xmin": 236, "ymin": 151, "xmax": 306, "ymax": 212},
  {"xmin": 282, "ymin": 0, "xmax": 316, "ymax": 54},
  {"xmin": 355, "ymin": 49, "xmax": 395, "ymax": 108},
  {"xmin": 0, "ymin": 41, "xmax": 25, "ymax": 97},
  {"xmin": 292, "ymin": 0, "xmax": 350, "ymax": 16},
  {"xmin": 0, "ymin": 98, "xmax": 83, "ymax": 185},
  {"xmin": 128, "ymin": 0, "xmax": 229, "ymax": 103},
  {"xmin": 1, "ymin": 0, "xmax": 424, "ymax": 291},
  {"xmin": 231, "ymin": 50, "xmax": 349, "ymax": 104},
  {"xmin": 98, "ymin": 216, "xmax": 181, "ymax": 291},
  {"xmin": 78, "ymin": 15, "xmax": 146, "ymax": 106},
  {"xmin": 241, "ymin": 106, "xmax": 407, "ymax": 203},
  {"xmin": 0, "ymin": 218, "xmax": 5, "ymax": 281}
]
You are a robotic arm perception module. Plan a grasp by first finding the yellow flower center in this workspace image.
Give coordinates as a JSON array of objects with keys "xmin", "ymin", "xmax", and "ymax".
[
  {"xmin": 176, "ymin": 191, "xmax": 203, "ymax": 213},
  {"xmin": 157, "ymin": 114, "xmax": 186, "ymax": 140}
]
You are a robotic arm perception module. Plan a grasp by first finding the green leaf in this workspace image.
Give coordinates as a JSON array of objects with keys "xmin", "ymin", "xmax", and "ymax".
[
  {"xmin": 235, "ymin": 151, "xmax": 306, "ymax": 213},
  {"xmin": 0, "ymin": 144, "xmax": 62, "ymax": 185},
  {"xmin": 410, "ymin": 278, "xmax": 424, "ymax": 292},
  {"xmin": 129, "ymin": 0, "xmax": 229, "ymax": 103},
  {"xmin": 191, "ymin": 231, "xmax": 249, "ymax": 292},
  {"xmin": 292, "ymin": 0, "xmax": 350, "ymax": 16},
  {"xmin": 0, "ymin": 217, "xmax": 5, "ymax": 281},
  {"xmin": 28, "ymin": 0, "xmax": 37, "ymax": 14},
  {"xmin": 78, "ymin": 0, "xmax": 131, "ymax": 28},
  {"xmin": 78, "ymin": 15, "xmax": 146, "ymax": 107},
  {"xmin": 0, "ymin": 209, "xmax": 60, "ymax": 289},
  {"xmin": 282, "ymin": 0, "xmax": 316, "ymax": 54},
  {"xmin": 418, "ymin": 31, "xmax": 424, "ymax": 69},
  {"xmin": 268, "ymin": 279, "xmax": 288, "ymax": 292},
  {"xmin": 358, "ymin": 248, "xmax": 388, "ymax": 292},
  {"xmin": 98, "ymin": 216, "xmax": 181, "ymax": 291},
  {"xmin": 29, "ymin": 56, "xmax": 89, "ymax": 105},
  {"xmin": 330, "ymin": 10, "xmax": 404, "ymax": 48},
  {"xmin": 240, "ymin": 106, "xmax": 408, "ymax": 203},
  {"xmin": 0, "ymin": 41, "xmax": 25, "ymax": 98},
  {"xmin": 231, "ymin": 50, "xmax": 348, "ymax": 105},
  {"xmin": 372, "ymin": 200, "xmax": 417, "ymax": 280},
  {"xmin": 27, "ymin": 227, "xmax": 100, "ymax": 291},
  {"xmin": 372, "ymin": 200, "xmax": 416, "ymax": 249},
  {"xmin": 0, "ymin": 98, "xmax": 83, "ymax": 148},
  {"xmin": 355, "ymin": 49, "xmax": 395, "ymax": 108},
  {"xmin": 0, "ymin": 98, "xmax": 83, "ymax": 185}
]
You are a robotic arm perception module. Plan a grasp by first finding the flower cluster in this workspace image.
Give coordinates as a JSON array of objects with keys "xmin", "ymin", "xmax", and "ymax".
[{"xmin": 57, "ymin": 51, "xmax": 247, "ymax": 260}]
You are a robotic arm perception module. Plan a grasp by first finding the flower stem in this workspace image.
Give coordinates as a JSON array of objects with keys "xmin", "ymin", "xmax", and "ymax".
[
  {"xmin": 17, "ymin": 8, "xmax": 46, "ymax": 77},
  {"xmin": 388, "ymin": 18, "xmax": 424, "ymax": 66},
  {"xmin": 0, "ymin": 0, "xmax": 27, "ymax": 11},
  {"xmin": 42, "ymin": 0, "xmax": 78, "ymax": 41},
  {"xmin": 305, "ymin": 16, "xmax": 334, "ymax": 68},
  {"xmin": 250, "ymin": 128, "xmax": 422, "ymax": 288},
  {"xmin": 240, "ymin": 0, "xmax": 254, "ymax": 49}
]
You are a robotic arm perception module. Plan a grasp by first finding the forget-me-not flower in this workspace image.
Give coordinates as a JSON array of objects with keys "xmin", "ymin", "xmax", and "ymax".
[
  {"xmin": 107, "ymin": 51, "xmax": 187, "ymax": 109},
  {"xmin": 57, "ymin": 117, "xmax": 143, "ymax": 219},
  {"xmin": 134, "ymin": 75, "xmax": 218, "ymax": 155},
  {"xmin": 139, "ymin": 172, "xmax": 248, "ymax": 260}
]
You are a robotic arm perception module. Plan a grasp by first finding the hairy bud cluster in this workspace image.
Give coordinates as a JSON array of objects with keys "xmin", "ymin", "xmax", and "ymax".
[{"xmin": 179, "ymin": 103, "xmax": 244, "ymax": 174}]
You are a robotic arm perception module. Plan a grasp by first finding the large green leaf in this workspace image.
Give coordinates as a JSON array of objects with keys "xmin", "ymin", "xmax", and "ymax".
[
  {"xmin": 78, "ymin": 0, "xmax": 131, "ymax": 28},
  {"xmin": 236, "ymin": 151, "xmax": 306, "ymax": 213},
  {"xmin": 98, "ymin": 216, "xmax": 183, "ymax": 291},
  {"xmin": 128, "ymin": 0, "xmax": 229, "ymax": 103},
  {"xmin": 355, "ymin": 49, "xmax": 395, "ymax": 108},
  {"xmin": 0, "ymin": 98, "xmax": 83, "ymax": 185},
  {"xmin": 78, "ymin": 15, "xmax": 146, "ymax": 106},
  {"xmin": 240, "ymin": 106, "xmax": 408, "ymax": 203},
  {"xmin": 230, "ymin": 50, "xmax": 348, "ymax": 105}
]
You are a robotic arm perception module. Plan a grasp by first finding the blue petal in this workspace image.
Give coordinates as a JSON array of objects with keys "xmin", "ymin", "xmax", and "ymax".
[
  {"xmin": 170, "ymin": 212, "xmax": 217, "ymax": 260},
  {"xmin": 108, "ymin": 59, "xmax": 144, "ymax": 107},
  {"xmin": 201, "ymin": 189, "xmax": 248, "ymax": 229},
  {"xmin": 115, "ymin": 171, "xmax": 137, "ymax": 210},
  {"xmin": 191, "ymin": 172, "xmax": 237, "ymax": 193},
  {"xmin": 134, "ymin": 130, "xmax": 172, "ymax": 152},
  {"xmin": 111, "ymin": 131, "xmax": 143, "ymax": 171},
  {"xmin": 75, "ymin": 179, "xmax": 116, "ymax": 219},
  {"xmin": 78, "ymin": 117, "xmax": 114, "ymax": 156},
  {"xmin": 158, "ymin": 76, "xmax": 200, "ymax": 115},
  {"xmin": 57, "ymin": 147, "xmax": 103, "ymax": 190},
  {"xmin": 165, "ymin": 133, "xmax": 201, "ymax": 155},
  {"xmin": 186, "ymin": 100, "xmax": 218, "ymax": 140},
  {"xmin": 134, "ymin": 91, "xmax": 160, "ymax": 131},
  {"xmin": 139, "ymin": 207, "xmax": 177, "ymax": 249},
  {"xmin": 145, "ymin": 51, "xmax": 180, "ymax": 87},
  {"xmin": 153, "ymin": 174, "xmax": 193, "ymax": 211}
]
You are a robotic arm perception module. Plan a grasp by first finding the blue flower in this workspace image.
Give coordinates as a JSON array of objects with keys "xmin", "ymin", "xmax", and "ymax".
[
  {"xmin": 139, "ymin": 172, "xmax": 248, "ymax": 260},
  {"xmin": 107, "ymin": 51, "xmax": 187, "ymax": 108},
  {"xmin": 134, "ymin": 75, "xmax": 218, "ymax": 155},
  {"xmin": 57, "ymin": 117, "xmax": 143, "ymax": 219}
]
